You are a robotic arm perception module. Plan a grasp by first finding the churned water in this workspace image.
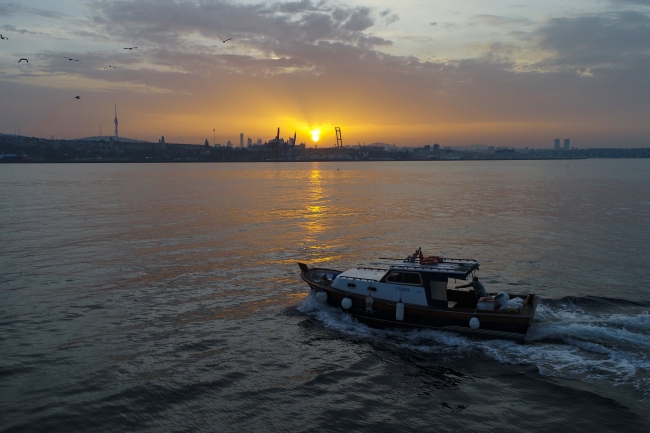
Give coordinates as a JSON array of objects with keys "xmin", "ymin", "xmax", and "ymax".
[{"xmin": 1, "ymin": 160, "xmax": 649, "ymax": 432}]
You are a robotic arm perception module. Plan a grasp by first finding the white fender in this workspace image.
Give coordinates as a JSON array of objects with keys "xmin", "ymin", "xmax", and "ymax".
[
  {"xmin": 469, "ymin": 317, "xmax": 480, "ymax": 329},
  {"xmin": 341, "ymin": 297, "xmax": 353, "ymax": 310},
  {"xmin": 396, "ymin": 302, "xmax": 405, "ymax": 321},
  {"xmin": 365, "ymin": 295, "xmax": 374, "ymax": 312},
  {"xmin": 315, "ymin": 291, "xmax": 328, "ymax": 304}
]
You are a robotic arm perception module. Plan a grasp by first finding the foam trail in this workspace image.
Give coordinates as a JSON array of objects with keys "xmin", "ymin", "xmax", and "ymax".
[{"xmin": 298, "ymin": 294, "xmax": 650, "ymax": 398}]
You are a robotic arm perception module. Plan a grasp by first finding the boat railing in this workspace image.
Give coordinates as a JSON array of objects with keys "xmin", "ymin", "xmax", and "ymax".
[{"xmin": 337, "ymin": 275, "xmax": 382, "ymax": 282}]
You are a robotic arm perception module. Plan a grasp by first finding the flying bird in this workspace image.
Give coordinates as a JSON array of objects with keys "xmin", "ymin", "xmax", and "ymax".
[
  {"xmin": 103, "ymin": 65, "xmax": 116, "ymax": 69},
  {"xmin": 0, "ymin": 34, "xmax": 8, "ymax": 40},
  {"xmin": 63, "ymin": 56, "xmax": 79, "ymax": 61},
  {"xmin": 123, "ymin": 47, "xmax": 138, "ymax": 50},
  {"xmin": 218, "ymin": 37, "xmax": 232, "ymax": 43},
  {"xmin": 75, "ymin": 96, "xmax": 81, "ymax": 99},
  {"xmin": 18, "ymin": 58, "xmax": 28, "ymax": 63}
]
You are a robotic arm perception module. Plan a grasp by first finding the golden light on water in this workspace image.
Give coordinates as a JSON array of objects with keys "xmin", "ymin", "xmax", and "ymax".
[{"xmin": 310, "ymin": 129, "xmax": 321, "ymax": 142}]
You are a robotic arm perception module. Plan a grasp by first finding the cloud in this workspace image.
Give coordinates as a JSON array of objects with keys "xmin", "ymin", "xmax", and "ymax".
[
  {"xmin": 1, "ymin": 24, "xmax": 41, "ymax": 36},
  {"xmin": 342, "ymin": 7, "xmax": 373, "ymax": 31},
  {"xmin": 0, "ymin": 2, "xmax": 20, "ymax": 16},
  {"xmin": 379, "ymin": 9, "xmax": 399, "ymax": 25},
  {"xmin": 0, "ymin": 2, "xmax": 64, "ymax": 19},
  {"xmin": 609, "ymin": 0, "xmax": 650, "ymax": 5},
  {"xmin": 476, "ymin": 14, "xmax": 531, "ymax": 27},
  {"xmin": 533, "ymin": 11, "xmax": 650, "ymax": 72}
]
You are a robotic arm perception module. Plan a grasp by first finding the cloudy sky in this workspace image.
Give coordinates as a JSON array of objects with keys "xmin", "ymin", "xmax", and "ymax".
[{"xmin": 1, "ymin": 0, "xmax": 649, "ymax": 147}]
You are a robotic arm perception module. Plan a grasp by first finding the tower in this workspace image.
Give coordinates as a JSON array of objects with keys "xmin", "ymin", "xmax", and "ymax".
[
  {"xmin": 564, "ymin": 139, "xmax": 570, "ymax": 150},
  {"xmin": 114, "ymin": 105, "xmax": 119, "ymax": 138},
  {"xmin": 240, "ymin": 133, "xmax": 244, "ymax": 148},
  {"xmin": 554, "ymin": 138, "xmax": 560, "ymax": 150}
]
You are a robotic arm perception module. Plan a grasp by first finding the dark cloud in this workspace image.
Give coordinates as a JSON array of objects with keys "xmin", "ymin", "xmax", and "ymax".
[
  {"xmin": 534, "ymin": 11, "xmax": 650, "ymax": 72},
  {"xmin": 342, "ymin": 7, "xmax": 373, "ymax": 31},
  {"xmin": 1, "ymin": 24, "xmax": 41, "ymax": 36},
  {"xmin": 379, "ymin": 9, "xmax": 399, "ymax": 25},
  {"xmin": 609, "ymin": 0, "xmax": 650, "ymax": 5},
  {"xmin": 0, "ymin": 2, "xmax": 64, "ymax": 19},
  {"xmin": 0, "ymin": 2, "xmax": 20, "ymax": 16}
]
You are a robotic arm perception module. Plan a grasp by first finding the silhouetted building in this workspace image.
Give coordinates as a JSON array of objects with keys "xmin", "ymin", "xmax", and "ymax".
[
  {"xmin": 554, "ymin": 138, "xmax": 560, "ymax": 150},
  {"xmin": 433, "ymin": 143, "xmax": 440, "ymax": 155},
  {"xmin": 114, "ymin": 105, "xmax": 118, "ymax": 138},
  {"xmin": 227, "ymin": 140, "xmax": 232, "ymax": 148},
  {"xmin": 257, "ymin": 139, "xmax": 262, "ymax": 146},
  {"xmin": 247, "ymin": 137, "xmax": 252, "ymax": 147},
  {"xmin": 240, "ymin": 133, "xmax": 244, "ymax": 148},
  {"xmin": 564, "ymin": 139, "xmax": 570, "ymax": 150}
]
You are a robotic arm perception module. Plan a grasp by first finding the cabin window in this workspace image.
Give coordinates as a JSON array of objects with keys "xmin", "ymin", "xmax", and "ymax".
[
  {"xmin": 403, "ymin": 272, "xmax": 422, "ymax": 285},
  {"xmin": 347, "ymin": 283, "xmax": 356, "ymax": 288},
  {"xmin": 386, "ymin": 272, "xmax": 403, "ymax": 283}
]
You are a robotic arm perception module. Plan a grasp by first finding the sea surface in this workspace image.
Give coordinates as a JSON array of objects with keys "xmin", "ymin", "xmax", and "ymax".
[{"xmin": 1, "ymin": 160, "xmax": 650, "ymax": 432}]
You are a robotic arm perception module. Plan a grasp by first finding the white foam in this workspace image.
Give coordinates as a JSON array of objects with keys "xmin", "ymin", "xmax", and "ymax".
[{"xmin": 298, "ymin": 294, "xmax": 650, "ymax": 398}]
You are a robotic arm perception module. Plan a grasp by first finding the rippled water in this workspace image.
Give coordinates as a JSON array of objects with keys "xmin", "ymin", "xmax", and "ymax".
[{"xmin": 1, "ymin": 160, "xmax": 649, "ymax": 432}]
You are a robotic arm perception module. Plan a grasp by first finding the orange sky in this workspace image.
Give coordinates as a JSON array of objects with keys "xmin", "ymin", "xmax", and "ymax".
[{"xmin": 1, "ymin": 1, "xmax": 650, "ymax": 148}]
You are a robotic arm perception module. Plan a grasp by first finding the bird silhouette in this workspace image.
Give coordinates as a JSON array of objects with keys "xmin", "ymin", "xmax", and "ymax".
[
  {"xmin": 63, "ymin": 56, "xmax": 79, "ymax": 61},
  {"xmin": 0, "ymin": 34, "xmax": 8, "ymax": 40},
  {"xmin": 103, "ymin": 65, "xmax": 116, "ymax": 69},
  {"xmin": 123, "ymin": 47, "xmax": 138, "ymax": 50},
  {"xmin": 18, "ymin": 58, "xmax": 28, "ymax": 63},
  {"xmin": 75, "ymin": 96, "xmax": 81, "ymax": 99},
  {"xmin": 218, "ymin": 37, "xmax": 232, "ymax": 43}
]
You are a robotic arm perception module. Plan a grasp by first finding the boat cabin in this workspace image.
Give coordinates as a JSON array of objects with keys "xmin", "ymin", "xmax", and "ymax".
[{"xmin": 330, "ymin": 257, "xmax": 481, "ymax": 310}]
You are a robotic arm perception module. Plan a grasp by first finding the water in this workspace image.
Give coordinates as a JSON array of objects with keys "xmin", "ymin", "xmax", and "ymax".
[{"xmin": 1, "ymin": 160, "xmax": 649, "ymax": 432}]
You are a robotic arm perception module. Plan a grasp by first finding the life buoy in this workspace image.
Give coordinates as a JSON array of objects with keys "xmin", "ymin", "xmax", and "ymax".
[{"xmin": 420, "ymin": 256, "xmax": 442, "ymax": 265}]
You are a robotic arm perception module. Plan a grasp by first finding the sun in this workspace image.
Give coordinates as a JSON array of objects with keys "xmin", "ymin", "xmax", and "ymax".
[{"xmin": 310, "ymin": 129, "xmax": 321, "ymax": 142}]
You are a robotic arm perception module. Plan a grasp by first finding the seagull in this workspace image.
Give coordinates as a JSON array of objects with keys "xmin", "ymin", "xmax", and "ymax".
[
  {"xmin": 0, "ymin": 34, "xmax": 8, "ymax": 40},
  {"xmin": 75, "ymin": 96, "xmax": 81, "ymax": 99},
  {"xmin": 63, "ymin": 56, "xmax": 79, "ymax": 61},
  {"xmin": 103, "ymin": 65, "xmax": 116, "ymax": 69},
  {"xmin": 18, "ymin": 58, "xmax": 28, "ymax": 63},
  {"xmin": 123, "ymin": 47, "xmax": 138, "ymax": 50},
  {"xmin": 218, "ymin": 37, "xmax": 232, "ymax": 43}
]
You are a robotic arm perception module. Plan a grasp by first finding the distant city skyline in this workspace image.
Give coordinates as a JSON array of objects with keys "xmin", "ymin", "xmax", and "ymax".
[{"xmin": 1, "ymin": 1, "xmax": 649, "ymax": 148}]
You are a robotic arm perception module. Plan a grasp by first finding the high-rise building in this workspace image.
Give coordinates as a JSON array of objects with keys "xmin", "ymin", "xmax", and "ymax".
[
  {"xmin": 554, "ymin": 138, "xmax": 560, "ymax": 150},
  {"xmin": 240, "ymin": 133, "xmax": 244, "ymax": 148},
  {"xmin": 227, "ymin": 140, "xmax": 232, "ymax": 147},
  {"xmin": 114, "ymin": 105, "xmax": 119, "ymax": 138},
  {"xmin": 564, "ymin": 139, "xmax": 570, "ymax": 150},
  {"xmin": 257, "ymin": 139, "xmax": 262, "ymax": 146},
  {"xmin": 247, "ymin": 137, "xmax": 252, "ymax": 147}
]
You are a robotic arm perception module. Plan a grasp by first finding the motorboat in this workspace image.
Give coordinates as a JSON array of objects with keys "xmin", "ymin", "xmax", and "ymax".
[{"xmin": 299, "ymin": 248, "xmax": 540, "ymax": 340}]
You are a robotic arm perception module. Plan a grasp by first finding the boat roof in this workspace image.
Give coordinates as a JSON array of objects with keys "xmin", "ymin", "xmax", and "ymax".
[
  {"xmin": 336, "ymin": 257, "xmax": 479, "ymax": 282},
  {"xmin": 389, "ymin": 257, "xmax": 479, "ymax": 279},
  {"xmin": 337, "ymin": 268, "xmax": 387, "ymax": 282}
]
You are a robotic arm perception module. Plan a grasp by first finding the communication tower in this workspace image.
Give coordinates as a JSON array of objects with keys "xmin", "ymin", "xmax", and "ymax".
[{"xmin": 114, "ymin": 105, "xmax": 119, "ymax": 138}]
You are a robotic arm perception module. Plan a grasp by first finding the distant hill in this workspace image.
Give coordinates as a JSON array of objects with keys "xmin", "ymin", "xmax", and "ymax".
[{"xmin": 78, "ymin": 136, "xmax": 150, "ymax": 143}]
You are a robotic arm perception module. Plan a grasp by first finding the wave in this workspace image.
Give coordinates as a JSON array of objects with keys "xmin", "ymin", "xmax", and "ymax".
[{"xmin": 297, "ymin": 294, "xmax": 650, "ymax": 399}]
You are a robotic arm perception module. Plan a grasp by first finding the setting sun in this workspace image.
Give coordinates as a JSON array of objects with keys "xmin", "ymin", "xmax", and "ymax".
[{"xmin": 310, "ymin": 129, "xmax": 321, "ymax": 142}]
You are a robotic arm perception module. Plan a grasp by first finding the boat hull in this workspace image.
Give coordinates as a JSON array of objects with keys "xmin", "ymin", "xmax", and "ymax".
[{"xmin": 303, "ymin": 270, "xmax": 539, "ymax": 340}]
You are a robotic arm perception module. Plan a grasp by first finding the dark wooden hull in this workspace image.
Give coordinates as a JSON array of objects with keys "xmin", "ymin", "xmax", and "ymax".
[{"xmin": 302, "ymin": 268, "xmax": 539, "ymax": 340}]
